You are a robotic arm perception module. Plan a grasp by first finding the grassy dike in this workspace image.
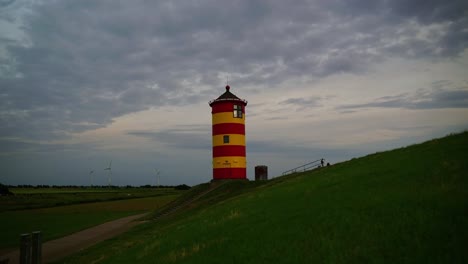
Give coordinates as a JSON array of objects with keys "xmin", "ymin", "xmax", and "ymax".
[{"xmin": 59, "ymin": 132, "xmax": 468, "ymax": 263}]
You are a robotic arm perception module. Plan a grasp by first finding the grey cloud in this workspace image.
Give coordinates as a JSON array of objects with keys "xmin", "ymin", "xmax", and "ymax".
[
  {"xmin": 280, "ymin": 97, "xmax": 322, "ymax": 108},
  {"xmin": 247, "ymin": 139, "xmax": 365, "ymax": 163},
  {"xmin": 431, "ymin": 80, "xmax": 452, "ymax": 89},
  {"xmin": 388, "ymin": 0, "xmax": 468, "ymax": 23},
  {"xmin": 265, "ymin": 116, "xmax": 289, "ymax": 121},
  {"xmin": 327, "ymin": 0, "xmax": 468, "ymax": 23},
  {"xmin": 0, "ymin": 138, "xmax": 97, "ymax": 155},
  {"xmin": 1, "ymin": 0, "xmax": 467, "ymax": 141},
  {"xmin": 248, "ymin": 140, "xmax": 309, "ymax": 154},
  {"xmin": 337, "ymin": 110, "xmax": 358, "ymax": 114},
  {"xmin": 0, "ymin": 0, "xmax": 15, "ymax": 8},
  {"xmin": 418, "ymin": 89, "xmax": 468, "ymax": 109},
  {"xmin": 127, "ymin": 125, "xmax": 210, "ymax": 150},
  {"xmin": 278, "ymin": 96, "xmax": 324, "ymax": 113},
  {"xmin": 340, "ymin": 88, "xmax": 468, "ymax": 110}
]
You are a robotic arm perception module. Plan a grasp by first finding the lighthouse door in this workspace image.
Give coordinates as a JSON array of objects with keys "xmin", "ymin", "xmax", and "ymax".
[{"xmin": 222, "ymin": 161, "xmax": 231, "ymax": 178}]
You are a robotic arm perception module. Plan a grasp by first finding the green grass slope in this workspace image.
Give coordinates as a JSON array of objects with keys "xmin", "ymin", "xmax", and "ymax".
[{"xmin": 60, "ymin": 132, "xmax": 468, "ymax": 264}]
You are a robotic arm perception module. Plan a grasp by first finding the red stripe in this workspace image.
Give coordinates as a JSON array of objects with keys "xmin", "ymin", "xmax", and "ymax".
[
  {"xmin": 213, "ymin": 145, "xmax": 246, "ymax": 157},
  {"xmin": 211, "ymin": 103, "xmax": 245, "ymax": 114},
  {"xmin": 213, "ymin": 168, "xmax": 247, "ymax": 179},
  {"xmin": 212, "ymin": 123, "xmax": 245, "ymax": 135}
]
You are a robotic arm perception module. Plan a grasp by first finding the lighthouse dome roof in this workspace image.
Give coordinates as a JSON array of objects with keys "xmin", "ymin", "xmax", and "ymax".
[{"xmin": 209, "ymin": 85, "xmax": 247, "ymax": 106}]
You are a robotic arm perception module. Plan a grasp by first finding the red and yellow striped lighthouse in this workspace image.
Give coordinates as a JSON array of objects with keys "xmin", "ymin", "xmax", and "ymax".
[{"xmin": 209, "ymin": 85, "xmax": 248, "ymax": 180}]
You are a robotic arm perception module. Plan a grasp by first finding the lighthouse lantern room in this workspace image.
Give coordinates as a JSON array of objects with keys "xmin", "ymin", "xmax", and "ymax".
[{"xmin": 209, "ymin": 85, "xmax": 248, "ymax": 180}]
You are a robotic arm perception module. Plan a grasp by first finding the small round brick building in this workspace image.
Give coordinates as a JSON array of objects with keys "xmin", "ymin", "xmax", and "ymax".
[{"xmin": 209, "ymin": 85, "xmax": 248, "ymax": 180}]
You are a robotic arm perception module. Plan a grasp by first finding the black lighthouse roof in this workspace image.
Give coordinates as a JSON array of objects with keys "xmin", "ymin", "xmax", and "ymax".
[{"xmin": 209, "ymin": 85, "xmax": 247, "ymax": 106}]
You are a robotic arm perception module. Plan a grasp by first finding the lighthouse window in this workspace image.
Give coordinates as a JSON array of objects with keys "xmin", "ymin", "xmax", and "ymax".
[
  {"xmin": 233, "ymin": 105, "xmax": 243, "ymax": 118},
  {"xmin": 223, "ymin": 135, "xmax": 230, "ymax": 143}
]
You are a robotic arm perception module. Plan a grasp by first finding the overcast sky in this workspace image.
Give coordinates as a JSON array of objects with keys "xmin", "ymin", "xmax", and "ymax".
[{"xmin": 1, "ymin": 0, "xmax": 467, "ymax": 186}]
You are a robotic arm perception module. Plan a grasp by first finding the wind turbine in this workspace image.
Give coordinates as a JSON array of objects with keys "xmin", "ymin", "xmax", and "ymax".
[
  {"xmin": 104, "ymin": 160, "xmax": 112, "ymax": 187},
  {"xmin": 154, "ymin": 169, "xmax": 160, "ymax": 188},
  {"xmin": 89, "ymin": 170, "xmax": 94, "ymax": 187}
]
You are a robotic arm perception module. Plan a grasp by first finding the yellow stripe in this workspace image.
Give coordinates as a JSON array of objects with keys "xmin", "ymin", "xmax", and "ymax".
[
  {"xmin": 212, "ymin": 112, "xmax": 245, "ymax": 125},
  {"xmin": 212, "ymin": 134, "xmax": 245, "ymax": 146},
  {"xmin": 213, "ymin": 156, "xmax": 247, "ymax": 168}
]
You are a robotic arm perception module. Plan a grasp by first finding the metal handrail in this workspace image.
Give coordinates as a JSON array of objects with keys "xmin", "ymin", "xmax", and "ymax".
[{"xmin": 282, "ymin": 159, "xmax": 324, "ymax": 176}]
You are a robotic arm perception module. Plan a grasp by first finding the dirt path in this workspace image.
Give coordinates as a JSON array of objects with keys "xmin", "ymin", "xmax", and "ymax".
[{"xmin": 0, "ymin": 213, "xmax": 147, "ymax": 264}]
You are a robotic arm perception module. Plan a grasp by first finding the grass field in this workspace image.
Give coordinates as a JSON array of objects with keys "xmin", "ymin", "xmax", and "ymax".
[
  {"xmin": 57, "ymin": 132, "xmax": 468, "ymax": 263},
  {"xmin": 0, "ymin": 190, "xmax": 180, "ymax": 250},
  {"xmin": 1, "ymin": 187, "xmax": 179, "ymax": 212},
  {"xmin": 10, "ymin": 188, "xmax": 127, "ymax": 194}
]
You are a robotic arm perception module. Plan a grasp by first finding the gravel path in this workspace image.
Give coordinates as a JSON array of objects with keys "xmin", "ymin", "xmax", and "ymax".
[{"xmin": 0, "ymin": 213, "xmax": 147, "ymax": 264}]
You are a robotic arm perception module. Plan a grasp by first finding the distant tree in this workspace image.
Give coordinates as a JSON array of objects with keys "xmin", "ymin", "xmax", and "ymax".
[
  {"xmin": 174, "ymin": 184, "xmax": 191, "ymax": 190},
  {"xmin": 0, "ymin": 183, "xmax": 13, "ymax": 196}
]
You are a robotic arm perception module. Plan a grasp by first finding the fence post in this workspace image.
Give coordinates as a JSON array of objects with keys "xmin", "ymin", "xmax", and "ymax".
[
  {"xmin": 20, "ymin": 233, "xmax": 32, "ymax": 264},
  {"xmin": 32, "ymin": 231, "xmax": 42, "ymax": 264}
]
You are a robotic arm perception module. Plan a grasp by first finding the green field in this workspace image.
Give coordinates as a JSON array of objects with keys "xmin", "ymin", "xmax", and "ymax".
[
  {"xmin": 0, "ymin": 189, "xmax": 181, "ymax": 250},
  {"xmin": 57, "ymin": 132, "xmax": 468, "ymax": 263},
  {"xmin": 1, "ymin": 187, "xmax": 178, "ymax": 212}
]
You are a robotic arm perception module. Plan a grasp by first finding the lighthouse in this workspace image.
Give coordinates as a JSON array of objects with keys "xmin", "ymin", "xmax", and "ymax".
[{"xmin": 209, "ymin": 85, "xmax": 248, "ymax": 180}]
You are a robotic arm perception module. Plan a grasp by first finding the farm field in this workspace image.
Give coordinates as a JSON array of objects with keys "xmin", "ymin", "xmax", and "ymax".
[
  {"xmin": 1, "ymin": 187, "xmax": 179, "ymax": 212},
  {"xmin": 0, "ymin": 189, "xmax": 181, "ymax": 251},
  {"xmin": 58, "ymin": 132, "xmax": 468, "ymax": 263}
]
